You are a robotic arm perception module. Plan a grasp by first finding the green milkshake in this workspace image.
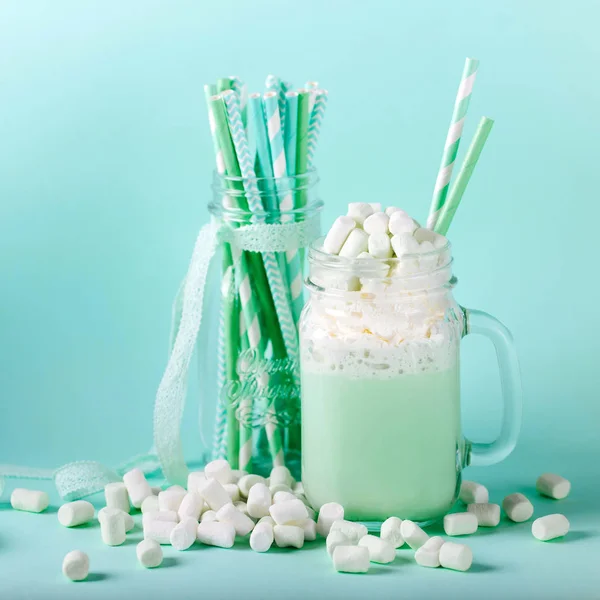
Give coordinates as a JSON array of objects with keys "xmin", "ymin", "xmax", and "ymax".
[{"xmin": 301, "ymin": 362, "xmax": 462, "ymax": 523}]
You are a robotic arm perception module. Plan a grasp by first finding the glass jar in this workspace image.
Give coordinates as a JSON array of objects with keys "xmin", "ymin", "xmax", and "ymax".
[
  {"xmin": 203, "ymin": 171, "xmax": 323, "ymax": 478},
  {"xmin": 300, "ymin": 239, "xmax": 522, "ymax": 524}
]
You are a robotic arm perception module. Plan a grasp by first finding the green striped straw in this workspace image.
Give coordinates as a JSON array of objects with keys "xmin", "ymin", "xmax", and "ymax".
[
  {"xmin": 222, "ymin": 90, "xmax": 292, "ymax": 467},
  {"xmin": 229, "ymin": 75, "xmax": 248, "ymax": 130},
  {"xmin": 284, "ymin": 91, "xmax": 299, "ymax": 176},
  {"xmin": 294, "ymin": 89, "xmax": 310, "ymax": 210},
  {"xmin": 266, "ymin": 74, "xmax": 287, "ymax": 135},
  {"xmin": 249, "ymin": 93, "xmax": 276, "ymax": 210},
  {"xmin": 427, "ymin": 57, "xmax": 480, "ymax": 229},
  {"xmin": 434, "ymin": 116, "xmax": 494, "ymax": 236},
  {"xmin": 307, "ymin": 90, "xmax": 329, "ymax": 169}
]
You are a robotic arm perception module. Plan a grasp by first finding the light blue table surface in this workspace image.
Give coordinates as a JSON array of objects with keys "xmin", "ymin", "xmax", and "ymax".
[{"xmin": 1, "ymin": 444, "xmax": 598, "ymax": 600}]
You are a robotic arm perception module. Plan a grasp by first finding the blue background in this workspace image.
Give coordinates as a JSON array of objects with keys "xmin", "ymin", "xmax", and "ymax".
[{"xmin": 1, "ymin": 0, "xmax": 598, "ymax": 597}]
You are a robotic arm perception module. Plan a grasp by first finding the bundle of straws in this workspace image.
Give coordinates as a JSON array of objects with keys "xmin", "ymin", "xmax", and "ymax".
[
  {"xmin": 203, "ymin": 75, "xmax": 328, "ymax": 474},
  {"xmin": 427, "ymin": 57, "xmax": 493, "ymax": 234}
]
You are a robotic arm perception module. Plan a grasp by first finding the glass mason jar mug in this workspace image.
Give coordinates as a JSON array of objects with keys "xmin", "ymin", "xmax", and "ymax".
[{"xmin": 300, "ymin": 240, "xmax": 522, "ymax": 523}]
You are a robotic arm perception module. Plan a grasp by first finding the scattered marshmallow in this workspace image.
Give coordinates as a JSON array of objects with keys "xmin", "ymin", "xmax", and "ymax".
[
  {"xmin": 400, "ymin": 520, "xmax": 429, "ymax": 549},
  {"xmin": 170, "ymin": 517, "xmax": 198, "ymax": 550},
  {"xmin": 273, "ymin": 491, "xmax": 296, "ymax": 504},
  {"xmin": 250, "ymin": 521, "xmax": 274, "ymax": 552},
  {"xmin": 317, "ymin": 503, "xmax": 345, "ymax": 537},
  {"xmin": 270, "ymin": 499, "xmax": 308, "ymax": 526},
  {"xmin": 380, "ymin": 516, "xmax": 404, "ymax": 548},
  {"xmin": 158, "ymin": 488, "xmax": 186, "ymax": 513},
  {"xmin": 502, "ymin": 493, "xmax": 534, "ymax": 522},
  {"xmin": 339, "ymin": 228, "xmax": 369, "ymax": 258},
  {"xmin": 200, "ymin": 478, "xmax": 231, "ymax": 511},
  {"xmin": 230, "ymin": 470, "xmax": 247, "ymax": 484},
  {"xmin": 443, "ymin": 512, "xmax": 478, "ymax": 536},
  {"xmin": 369, "ymin": 203, "xmax": 382, "ymax": 212},
  {"xmin": 270, "ymin": 466, "xmax": 293, "ymax": 488},
  {"xmin": 167, "ymin": 485, "xmax": 186, "ymax": 492},
  {"xmin": 216, "ymin": 503, "xmax": 255, "ymax": 536},
  {"xmin": 358, "ymin": 535, "xmax": 395, "ymax": 564},
  {"xmin": 333, "ymin": 546, "xmax": 370, "ymax": 573},
  {"xmin": 62, "ymin": 550, "xmax": 89, "ymax": 581},
  {"xmin": 205, "ymin": 459, "xmax": 234, "ymax": 484},
  {"xmin": 326, "ymin": 530, "xmax": 350, "ymax": 556},
  {"xmin": 439, "ymin": 542, "xmax": 473, "ymax": 571},
  {"xmin": 323, "ymin": 216, "xmax": 356, "ymax": 255},
  {"xmin": 143, "ymin": 519, "xmax": 176, "ymax": 545},
  {"xmin": 99, "ymin": 507, "xmax": 127, "ymax": 546},
  {"xmin": 413, "ymin": 227, "xmax": 437, "ymax": 243},
  {"xmin": 123, "ymin": 468, "xmax": 152, "ymax": 509},
  {"xmin": 388, "ymin": 211, "xmax": 417, "ymax": 235},
  {"xmin": 99, "ymin": 507, "xmax": 134, "ymax": 532},
  {"xmin": 200, "ymin": 510, "xmax": 218, "ymax": 523},
  {"xmin": 532, "ymin": 514, "xmax": 569, "ymax": 541},
  {"xmin": 468, "ymin": 503, "xmax": 501, "ymax": 527},
  {"xmin": 247, "ymin": 483, "xmax": 272, "ymax": 519},
  {"xmin": 197, "ymin": 520, "xmax": 236, "ymax": 548},
  {"xmin": 142, "ymin": 510, "xmax": 178, "ymax": 526},
  {"xmin": 58, "ymin": 501, "xmax": 95, "ymax": 528},
  {"xmin": 187, "ymin": 471, "xmax": 207, "ymax": 494},
  {"xmin": 329, "ymin": 520, "xmax": 368, "ymax": 544},
  {"xmin": 390, "ymin": 232, "xmax": 420, "ymax": 257},
  {"xmin": 137, "ymin": 539, "xmax": 163, "ymax": 568},
  {"xmin": 368, "ymin": 232, "xmax": 393, "ymax": 258},
  {"xmin": 10, "ymin": 488, "xmax": 49, "ymax": 513},
  {"xmin": 347, "ymin": 202, "xmax": 374, "ymax": 226},
  {"xmin": 104, "ymin": 482, "xmax": 130, "ymax": 514},
  {"xmin": 178, "ymin": 492, "xmax": 204, "ymax": 521},
  {"xmin": 302, "ymin": 519, "xmax": 317, "ymax": 541},
  {"xmin": 224, "ymin": 483, "xmax": 241, "ymax": 503},
  {"xmin": 385, "ymin": 206, "xmax": 403, "ymax": 216},
  {"xmin": 274, "ymin": 525, "xmax": 304, "ymax": 549},
  {"xmin": 234, "ymin": 501, "xmax": 250, "ymax": 516},
  {"xmin": 459, "ymin": 481, "xmax": 489, "ymax": 505},
  {"xmin": 270, "ymin": 483, "xmax": 294, "ymax": 495},
  {"xmin": 363, "ymin": 212, "xmax": 389, "ymax": 235},
  {"xmin": 238, "ymin": 474, "xmax": 266, "ymax": 498},
  {"xmin": 536, "ymin": 473, "xmax": 570, "ymax": 500},
  {"xmin": 415, "ymin": 536, "xmax": 444, "ymax": 568}
]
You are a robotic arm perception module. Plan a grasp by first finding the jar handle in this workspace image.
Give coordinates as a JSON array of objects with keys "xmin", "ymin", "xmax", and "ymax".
[{"xmin": 462, "ymin": 308, "xmax": 523, "ymax": 467}]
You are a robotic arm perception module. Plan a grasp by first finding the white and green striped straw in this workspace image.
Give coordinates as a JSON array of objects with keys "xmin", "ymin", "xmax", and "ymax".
[
  {"xmin": 427, "ymin": 57, "xmax": 479, "ymax": 229},
  {"xmin": 229, "ymin": 75, "xmax": 248, "ymax": 131},
  {"xmin": 307, "ymin": 90, "xmax": 329, "ymax": 169},
  {"xmin": 305, "ymin": 81, "xmax": 319, "ymax": 115}
]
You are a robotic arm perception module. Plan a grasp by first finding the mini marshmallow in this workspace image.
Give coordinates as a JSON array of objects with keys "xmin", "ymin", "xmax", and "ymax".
[
  {"xmin": 326, "ymin": 531, "xmax": 350, "ymax": 556},
  {"xmin": 347, "ymin": 202, "xmax": 374, "ymax": 226},
  {"xmin": 270, "ymin": 483, "xmax": 294, "ymax": 495},
  {"xmin": 142, "ymin": 510, "xmax": 178, "ymax": 526},
  {"xmin": 205, "ymin": 459, "xmax": 234, "ymax": 484},
  {"xmin": 178, "ymin": 492, "xmax": 204, "ymax": 521},
  {"xmin": 270, "ymin": 499, "xmax": 308, "ymax": 526},
  {"xmin": 380, "ymin": 516, "xmax": 404, "ymax": 548},
  {"xmin": 273, "ymin": 491, "xmax": 296, "ymax": 504},
  {"xmin": 10, "ymin": 488, "xmax": 49, "ymax": 513},
  {"xmin": 533, "ymin": 514, "xmax": 570, "ymax": 542},
  {"xmin": 363, "ymin": 212, "xmax": 390, "ymax": 235},
  {"xmin": 200, "ymin": 510, "xmax": 218, "ymax": 523},
  {"xmin": 433, "ymin": 233, "xmax": 448, "ymax": 249},
  {"xmin": 503, "ymin": 493, "xmax": 534, "ymax": 522},
  {"xmin": 330, "ymin": 520, "xmax": 368, "ymax": 544},
  {"xmin": 247, "ymin": 483, "xmax": 272, "ymax": 519},
  {"xmin": 100, "ymin": 508, "xmax": 127, "ymax": 546},
  {"xmin": 443, "ymin": 512, "xmax": 478, "ymax": 536},
  {"xmin": 413, "ymin": 227, "xmax": 437, "ymax": 243},
  {"xmin": 357, "ymin": 251, "xmax": 372, "ymax": 259},
  {"xmin": 104, "ymin": 482, "xmax": 130, "ymax": 514},
  {"xmin": 230, "ymin": 470, "xmax": 247, "ymax": 484},
  {"xmin": 123, "ymin": 468, "xmax": 152, "ymax": 509},
  {"xmin": 58, "ymin": 501, "xmax": 95, "ymax": 527},
  {"xmin": 333, "ymin": 546, "xmax": 370, "ymax": 573},
  {"xmin": 385, "ymin": 206, "xmax": 404, "ymax": 217},
  {"xmin": 99, "ymin": 507, "xmax": 134, "ymax": 532},
  {"xmin": 170, "ymin": 517, "xmax": 198, "ymax": 550},
  {"xmin": 141, "ymin": 495, "xmax": 160, "ymax": 515},
  {"xmin": 339, "ymin": 228, "xmax": 369, "ymax": 258},
  {"xmin": 400, "ymin": 520, "xmax": 429, "ymax": 550},
  {"xmin": 388, "ymin": 211, "xmax": 417, "ymax": 235},
  {"xmin": 234, "ymin": 501, "xmax": 250, "ymax": 516},
  {"xmin": 368, "ymin": 232, "xmax": 393, "ymax": 258},
  {"xmin": 317, "ymin": 502, "xmax": 344, "ymax": 537},
  {"xmin": 468, "ymin": 503, "xmax": 501, "ymax": 527},
  {"xmin": 144, "ymin": 519, "xmax": 176, "ymax": 544},
  {"xmin": 167, "ymin": 485, "xmax": 186, "ymax": 492},
  {"xmin": 415, "ymin": 536, "xmax": 444, "ymax": 568},
  {"xmin": 158, "ymin": 488, "xmax": 186, "ymax": 513},
  {"xmin": 137, "ymin": 539, "xmax": 163, "ymax": 568},
  {"xmin": 62, "ymin": 550, "xmax": 89, "ymax": 581},
  {"xmin": 274, "ymin": 525, "xmax": 304, "ymax": 549},
  {"xmin": 358, "ymin": 535, "xmax": 396, "ymax": 564},
  {"xmin": 369, "ymin": 203, "xmax": 382, "ymax": 212},
  {"xmin": 224, "ymin": 483, "xmax": 241, "ymax": 503},
  {"xmin": 439, "ymin": 542, "xmax": 473, "ymax": 571},
  {"xmin": 197, "ymin": 521, "xmax": 236, "ymax": 548},
  {"xmin": 323, "ymin": 216, "xmax": 356, "ymax": 255},
  {"xmin": 258, "ymin": 515, "xmax": 275, "ymax": 526},
  {"xmin": 216, "ymin": 503, "xmax": 255, "ymax": 536},
  {"xmin": 459, "ymin": 480, "xmax": 489, "ymax": 505},
  {"xmin": 200, "ymin": 478, "xmax": 231, "ymax": 511},
  {"xmin": 270, "ymin": 466, "xmax": 293, "ymax": 488},
  {"xmin": 187, "ymin": 471, "xmax": 207, "ymax": 493},
  {"xmin": 391, "ymin": 232, "xmax": 420, "ymax": 257},
  {"xmin": 238, "ymin": 474, "xmax": 266, "ymax": 498},
  {"xmin": 536, "ymin": 473, "xmax": 571, "ymax": 500},
  {"xmin": 419, "ymin": 240, "xmax": 435, "ymax": 253},
  {"xmin": 302, "ymin": 519, "xmax": 317, "ymax": 541},
  {"xmin": 250, "ymin": 521, "xmax": 274, "ymax": 552}
]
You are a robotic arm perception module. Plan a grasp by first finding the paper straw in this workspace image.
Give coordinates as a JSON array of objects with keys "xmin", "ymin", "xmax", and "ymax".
[
  {"xmin": 229, "ymin": 75, "xmax": 248, "ymax": 130},
  {"xmin": 284, "ymin": 91, "xmax": 299, "ymax": 175},
  {"xmin": 217, "ymin": 77, "xmax": 232, "ymax": 93},
  {"xmin": 434, "ymin": 117, "xmax": 494, "ymax": 236},
  {"xmin": 266, "ymin": 74, "xmax": 287, "ymax": 136},
  {"xmin": 307, "ymin": 90, "xmax": 329, "ymax": 169},
  {"xmin": 249, "ymin": 93, "xmax": 276, "ymax": 210},
  {"xmin": 427, "ymin": 57, "xmax": 480, "ymax": 229}
]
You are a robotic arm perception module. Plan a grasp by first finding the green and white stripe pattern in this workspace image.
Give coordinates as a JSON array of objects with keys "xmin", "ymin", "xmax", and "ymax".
[
  {"xmin": 223, "ymin": 90, "xmax": 290, "ymax": 467},
  {"xmin": 229, "ymin": 75, "xmax": 248, "ymax": 131},
  {"xmin": 427, "ymin": 57, "xmax": 479, "ymax": 229},
  {"xmin": 307, "ymin": 90, "xmax": 329, "ymax": 168}
]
